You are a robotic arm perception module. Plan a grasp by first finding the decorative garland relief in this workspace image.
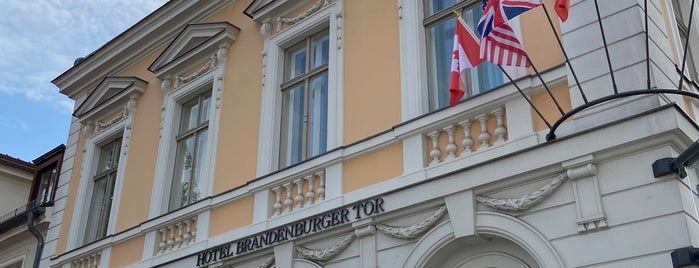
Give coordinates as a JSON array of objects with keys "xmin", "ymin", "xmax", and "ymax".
[{"xmin": 476, "ymin": 173, "xmax": 568, "ymax": 212}]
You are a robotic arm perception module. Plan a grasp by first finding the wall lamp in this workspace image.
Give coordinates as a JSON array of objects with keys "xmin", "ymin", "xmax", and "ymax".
[{"xmin": 653, "ymin": 140, "xmax": 699, "ymax": 179}]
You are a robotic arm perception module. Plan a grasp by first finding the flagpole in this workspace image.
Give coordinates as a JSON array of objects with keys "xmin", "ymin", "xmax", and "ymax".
[
  {"xmin": 498, "ymin": 65, "xmax": 553, "ymax": 129},
  {"xmin": 594, "ymin": 0, "xmax": 619, "ymax": 94},
  {"xmin": 541, "ymin": 3, "xmax": 587, "ymax": 104},
  {"xmin": 526, "ymin": 58, "xmax": 566, "ymax": 116}
]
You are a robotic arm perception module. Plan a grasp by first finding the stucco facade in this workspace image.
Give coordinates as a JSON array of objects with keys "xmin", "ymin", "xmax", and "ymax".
[{"xmin": 43, "ymin": 0, "xmax": 699, "ymax": 267}]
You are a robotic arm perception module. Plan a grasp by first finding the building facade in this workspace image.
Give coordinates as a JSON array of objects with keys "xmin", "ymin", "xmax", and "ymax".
[
  {"xmin": 1, "ymin": 145, "xmax": 65, "ymax": 268},
  {"xmin": 44, "ymin": 0, "xmax": 699, "ymax": 267}
]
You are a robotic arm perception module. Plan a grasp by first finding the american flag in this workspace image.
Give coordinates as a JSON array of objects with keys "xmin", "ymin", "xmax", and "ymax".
[{"xmin": 476, "ymin": 0, "xmax": 540, "ymax": 67}]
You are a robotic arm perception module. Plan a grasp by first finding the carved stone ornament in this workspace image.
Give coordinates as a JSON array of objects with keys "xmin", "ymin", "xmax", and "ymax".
[
  {"xmin": 476, "ymin": 173, "xmax": 568, "ymax": 212},
  {"xmin": 375, "ymin": 206, "xmax": 447, "ymax": 240},
  {"xmin": 296, "ymin": 232, "xmax": 356, "ymax": 262},
  {"xmin": 276, "ymin": 0, "xmax": 331, "ymax": 33},
  {"xmin": 256, "ymin": 255, "xmax": 275, "ymax": 268},
  {"xmin": 175, "ymin": 53, "xmax": 218, "ymax": 88}
]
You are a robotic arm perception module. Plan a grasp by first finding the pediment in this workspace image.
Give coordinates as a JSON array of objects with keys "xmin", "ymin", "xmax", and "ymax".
[
  {"xmin": 74, "ymin": 76, "xmax": 147, "ymax": 120},
  {"xmin": 244, "ymin": 0, "xmax": 277, "ymax": 20},
  {"xmin": 149, "ymin": 22, "xmax": 240, "ymax": 78}
]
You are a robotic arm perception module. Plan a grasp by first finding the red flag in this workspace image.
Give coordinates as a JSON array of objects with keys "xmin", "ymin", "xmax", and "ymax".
[
  {"xmin": 555, "ymin": 0, "xmax": 570, "ymax": 22},
  {"xmin": 450, "ymin": 17, "xmax": 484, "ymax": 107}
]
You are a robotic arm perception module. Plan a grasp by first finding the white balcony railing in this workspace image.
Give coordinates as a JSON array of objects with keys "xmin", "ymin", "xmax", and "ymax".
[{"xmin": 270, "ymin": 169, "xmax": 326, "ymax": 218}]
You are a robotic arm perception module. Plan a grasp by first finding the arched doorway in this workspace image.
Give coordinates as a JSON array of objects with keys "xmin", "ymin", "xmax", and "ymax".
[{"xmin": 423, "ymin": 235, "xmax": 538, "ymax": 268}]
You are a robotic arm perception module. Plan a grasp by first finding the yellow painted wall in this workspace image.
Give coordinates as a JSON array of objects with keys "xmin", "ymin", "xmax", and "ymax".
[
  {"xmin": 55, "ymin": 125, "xmax": 85, "ymax": 255},
  {"xmin": 109, "ymin": 235, "xmax": 145, "ymax": 267},
  {"xmin": 209, "ymin": 195, "xmax": 254, "ymax": 237},
  {"xmin": 520, "ymin": 0, "xmax": 565, "ymax": 72},
  {"xmin": 531, "ymin": 84, "xmax": 571, "ymax": 132},
  {"xmin": 207, "ymin": 0, "xmax": 263, "ymax": 194},
  {"xmin": 343, "ymin": 143, "xmax": 403, "ymax": 193},
  {"xmin": 343, "ymin": 0, "xmax": 402, "ymax": 145},
  {"xmin": 114, "ymin": 49, "xmax": 164, "ymax": 232},
  {"xmin": 659, "ymin": 0, "xmax": 680, "ymax": 64}
]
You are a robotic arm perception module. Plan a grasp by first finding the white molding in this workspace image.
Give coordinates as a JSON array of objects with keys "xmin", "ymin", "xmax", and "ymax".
[
  {"xmin": 398, "ymin": 0, "xmax": 429, "ymax": 120},
  {"xmin": 150, "ymin": 67, "xmax": 221, "ymax": 217},
  {"xmin": 256, "ymin": 1, "xmax": 343, "ymax": 176},
  {"xmin": 67, "ymin": 118, "xmax": 130, "ymax": 250}
]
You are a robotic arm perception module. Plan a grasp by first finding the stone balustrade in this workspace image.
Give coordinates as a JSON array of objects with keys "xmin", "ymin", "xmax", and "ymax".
[
  {"xmin": 270, "ymin": 169, "xmax": 326, "ymax": 217},
  {"xmin": 425, "ymin": 107, "xmax": 507, "ymax": 166},
  {"xmin": 71, "ymin": 251, "xmax": 101, "ymax": 268},
  {"xmin": 156, "ymin": 217, "xmax": 197, "ymax": 255}
]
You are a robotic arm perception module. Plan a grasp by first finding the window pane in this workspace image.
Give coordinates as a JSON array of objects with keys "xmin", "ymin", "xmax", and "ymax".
[
  {"xmin": 192, "ymin": 129, "xmax": 208, "ymax": 203},
  {"xmin": 308, "ymin": 73, "xmax": 328, "ymax": 158},
  {"xmin": 180, "ymin": 97, "xmax": 200, "ymax": 133},
  {"xmin": 200, "ymin": 92, "xmax": 212, "ymax": 123},
  {"xmin": 311, "ymin": 32, "xmax": 330, "ymax": 69},
  {"xmin": 425, "ymin": 0, "xmax": 456, "ymax": 17},
  {"xmin": 280, "ymin": 84, "xmax": 306, "ymax": 167},
  {"xmin": 84, "ymin": 173, "xmax": 115, "ymax": 244},
  {"xmin": 285, "ymin": 43, "xmax": 307, "ymax": 80},
  {"xmin": 96, "ymin": 139, "xmax": 120, "ymax": 174},
  {"xmin": 169, "ymin": 136, "xmax": 195, "ymax": 211},
  {"xmin": 426, "ymin": 17, "xmax": 455, "ymax": 110}
]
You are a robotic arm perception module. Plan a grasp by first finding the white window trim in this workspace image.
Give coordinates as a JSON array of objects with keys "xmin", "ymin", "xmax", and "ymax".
[
  {"xmin": 0, "ymin": 255, "xmax": 24, "ymax": 268},
  {"xmin": 67, "ymin": 118, "xmax": 131, "ymax": 249},
  {"xmin": 257, "ymin": 0, "xmax": 344, "ymax": 176},
  {"xmin": 666, "ymin": 0, "xmax": 699, "ymax": 84},
  {"xmin": 398, "ymin": 0, "xmax": 526, "ymax": 120},
  {"xmin": 150, "ymin": 68, "xmax": 224, "ymax": 217}
]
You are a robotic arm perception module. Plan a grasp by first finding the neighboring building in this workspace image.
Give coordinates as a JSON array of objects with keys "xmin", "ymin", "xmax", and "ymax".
[
  {"xmin": 43, "ymin": 0, "xmax": 699, "ymax": 267},
  {"xmin": 0, "ymin": 145, "xmax": 65, "ymax": 268}
]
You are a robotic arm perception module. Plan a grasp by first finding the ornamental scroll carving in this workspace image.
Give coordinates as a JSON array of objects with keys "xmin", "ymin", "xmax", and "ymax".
[
  {"xmin": 276, "ymin": 0, "xmax": 331, "ymax": 33},
  {"xmin": 476, "ymin": 173, "xmax": 568, "ymax": 212},
  {"xmin": 296, "ymin": 232, "xmax": 356, "ymax": 262},
  {"xmin": 375, "ymin": 206, "xmax": 447, "ymax": 240},
  {"xmin": 174, "ymin": 53, "xmax": 218, "ymax": 89},
  {"xmin": 256, "ymin": 255, "xmax": 275, "ymax": 268}
]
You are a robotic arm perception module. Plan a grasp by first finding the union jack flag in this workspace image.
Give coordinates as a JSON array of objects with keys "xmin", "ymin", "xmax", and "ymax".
[
  {"xmin": 476, "ymin": 0, "xmax": 539, "ymax": 67},
  {"xmin": 477, "ymin": 0, "xmax": 542, "ymax": 38}
]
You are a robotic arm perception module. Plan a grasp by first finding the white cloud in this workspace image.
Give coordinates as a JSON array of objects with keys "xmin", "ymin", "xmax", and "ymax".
[
  {"xmin": 0, "ymin": 116, "xmax": 30, "ymax": 131},
  {"xmin": 0, "ymin": 0, "xmax": 167, "ymax": 114}
]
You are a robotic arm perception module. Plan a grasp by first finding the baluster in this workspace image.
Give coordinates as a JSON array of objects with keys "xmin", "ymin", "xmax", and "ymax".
[
  {"xmin": 167, "ymin": 226, "xmax": 176, "ymax": 251},
  {"xmin": 182, "ymin": 220, "xmax": 192, "ymax": 246},
  {"xmin": 76, "ymin": 258, "xmax": 84, "ymax": 268},
  {"xmin": 271, "ymin": 186, "xmax": 283, "ymax": 216},
  {"xmin": 157, "ymin": 228, "xmax": 168, "ymax": 254},
  {"xmin": 189, "ymin": 217, "xmax": 197, "ymax": 245},
  {"xmin": 443, "ymin": 124, "xmax": 457, "ymax": 160},
  {"xmin": 427, "ymin": 130, "xmax": 442, "ymax": 165},
  {"xmin": 283, "ymin": 183, "xmax": 293, "ymax": 213},
  {"xmin": 476, "ymin": 114, "xmax": 490, "ymax": 150},
  {"xmin": 458, "ymin": 119, "xmax": 473, "ymax": 154},
  {"xmin": 294, "ymin": 179, "xmax": 304, "ymax": 209},
  {"xmin": 316, "ymin": 171, "xmax": 326, "ymax": 202},
  {"xmin": 304, "ymin": 174, "xmax": 316, "ymax": 207},
  {"xmin": 492, "ymin": 108, "xmax": 507, "ymax": 144},
  {"xmin": 174, "ymin": 222, "xmax": 184, "ymax": 249}
]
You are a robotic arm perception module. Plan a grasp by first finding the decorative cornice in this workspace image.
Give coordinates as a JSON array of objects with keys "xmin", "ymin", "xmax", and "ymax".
[
  {"xmin": 375, "ymin": 206, "xmax": 447, "ymax": 240},
  {"xmin": 476, "ymin": 173, "xmax": 568, "ymax": 212},
  {"xmin": 275, "ymin": 0, "xmax": 330, "ymax": 34},
  {"xmin": 296, "ymin": 232, "xmax": 356, "ymax": 262}
]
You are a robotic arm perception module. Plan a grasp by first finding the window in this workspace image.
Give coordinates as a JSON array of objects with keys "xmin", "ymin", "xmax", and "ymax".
[
  {"xmin": 424, "ymin": 0, "xmax": 503, "ymax": 110},
  {"xmin": 168, "ymin": 91, "xmax": 211, "ymax": 211},
  {"xmin": 279, "ymin": 30, "xmax": 329, "ymax": 168},
  {"xmin": 83, "ymin": 138, "xmax": 121, "ymax": 244},
  {"xmin": 35, "ymin": 164, "xmax": 58, "ymax": 205},
  {"xmin": 673, "ymin": 0, "xmax": 699, "ymax": 82}
]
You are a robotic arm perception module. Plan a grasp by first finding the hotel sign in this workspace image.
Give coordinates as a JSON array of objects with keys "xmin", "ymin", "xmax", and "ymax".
[{"xmin": 196, "ymin": 197, "xmax": 385, "ymax": 266}]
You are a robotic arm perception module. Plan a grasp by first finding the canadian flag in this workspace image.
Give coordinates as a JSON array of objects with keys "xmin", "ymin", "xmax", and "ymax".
[{"xmin": 450, "ymin": 17, "xmax": 484, "ymax": 107}]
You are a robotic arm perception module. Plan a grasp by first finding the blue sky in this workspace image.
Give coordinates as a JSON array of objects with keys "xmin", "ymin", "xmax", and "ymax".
[{"xmin": 0, "ymin": 0, "xmax": 167, "ymax": 162}]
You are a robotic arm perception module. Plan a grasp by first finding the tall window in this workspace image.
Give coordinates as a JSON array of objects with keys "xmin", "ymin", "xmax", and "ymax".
[
  {"xmin": 673, "ymin": 0, "xmax": 698, "ymax": 82},
  {"xmin": 424, "ymin": 0, "xmax": 503, "ymax": 110},
  {"xmin": 280, "ymin": 30, "xmax": 329, "ymax": 168},
  {"xmin": 169, "ymin": 90, "xmax": 211, "ymax": 211},
  {"xmin": 84, "ymin": 138, "xmax": 121, "ymax": 244}
]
